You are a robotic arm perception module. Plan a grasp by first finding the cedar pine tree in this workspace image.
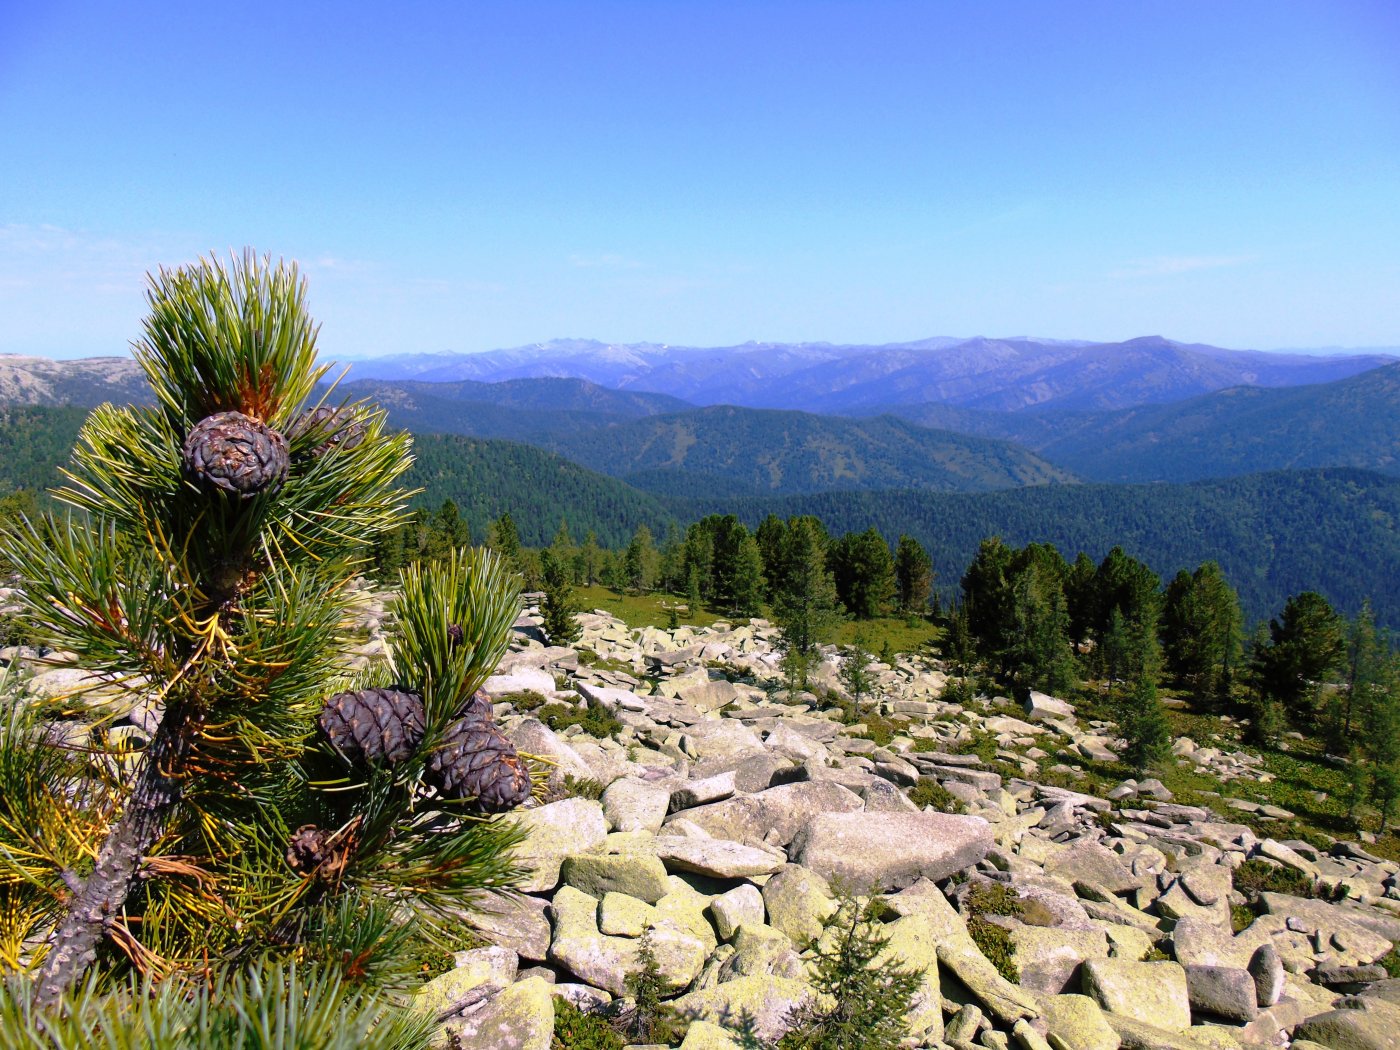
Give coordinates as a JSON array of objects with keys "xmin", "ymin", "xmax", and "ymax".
[{"xmin": 0, "ymin": 252, "xmax": 537, "ymax": 1020}]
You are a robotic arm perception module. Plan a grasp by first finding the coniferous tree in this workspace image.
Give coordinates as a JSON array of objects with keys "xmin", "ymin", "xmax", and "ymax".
[
  {"xmin": 540, "ymin": 548, "xmax": 581, "ymax": 646},
  {"xmin": 829, "ymin": 528, "xmax": 894, "ymax": 620},
  {"xmin": 0, "ymin": 253, "xmax": 536, "ymax": 1019},
  {"xmin": 577, "ymin": 529, "xmax": 602, "ymax": 587},
  {"xmin": 1162, "ymin": 561, "xmax": 1242, "ymax": 706},
  {"xmin": 892, "ymin": 534, "xmax": 933, "ymax": 617},
  {"xmin": 839, "ymin": 633, "xmax": 875, "ymax": 712},
  {"xmin": 1255, "ymin": 591, "xmax": 1347, "ymax": 731},
  {"xmin": 771, "ymin": 518, "xmax": 843, "ymax": 691},
  {"xmin": 487, "ymin": 511, "xmax": 523, "ymax": 574},
  {"xmin": 623, "ymin": 524, "xmax": 658, "ymax": 594}
]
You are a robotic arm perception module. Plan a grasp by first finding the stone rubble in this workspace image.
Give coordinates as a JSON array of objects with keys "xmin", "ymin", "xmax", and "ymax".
[{"xmin": 9, "ymin": 586, "xmax": 1399, "ymax": 1050}]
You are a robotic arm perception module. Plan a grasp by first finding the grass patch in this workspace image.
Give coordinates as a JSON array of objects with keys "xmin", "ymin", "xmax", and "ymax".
[
  {"xmin": 499, "ymin": 689, "xmax": 548, "ymax": 712},
  {"xmin": 540, "ymin": 698, "xmax": 623, "ymax": 739},
  {"xmin": 1232, "ymin": 858, "xmax": 1317, "ymax": 899},
  {"xmin": 962, "ymin": 881, "xmax": 1024, "ymax": 983},
  {"xmin": 907, "ymin": 777, "xmax": 963, "ymax": 813},
  {"xmin": 575, "ymin": 585, "xmax": 726, "ymax": 631},
  {"xmin": 830, "ymin": 616, "xmax": 942, "ymax": 656}
]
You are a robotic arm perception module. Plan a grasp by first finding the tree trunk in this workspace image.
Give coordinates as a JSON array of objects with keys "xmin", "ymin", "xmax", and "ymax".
[{"xmin": 34, "ymin": 703, "xmax": 193, "ymax": 1008}]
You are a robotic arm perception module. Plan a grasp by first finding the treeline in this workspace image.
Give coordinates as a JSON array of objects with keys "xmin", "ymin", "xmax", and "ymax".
[
  {"xmin": 674, "ymin": 467, "xmax": 1400, "ymax": 629},
  {"xmin": 952, "ymin": 536, "xmax": 1400, "ymax": 828}
]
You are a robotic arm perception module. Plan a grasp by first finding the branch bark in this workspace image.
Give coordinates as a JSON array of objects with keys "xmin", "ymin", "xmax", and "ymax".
[{"xmin": 33, "ymin": 703, "xmax": 194, "ymax": 1008}]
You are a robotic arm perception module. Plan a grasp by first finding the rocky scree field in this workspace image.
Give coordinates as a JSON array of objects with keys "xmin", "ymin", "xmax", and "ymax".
[{"xmin": 5, "ymin": 584, "xmax": 1399, "ymax": 1050}]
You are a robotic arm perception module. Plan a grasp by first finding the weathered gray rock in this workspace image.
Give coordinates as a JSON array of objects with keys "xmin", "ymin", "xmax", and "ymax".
[
  {"xmin": 1024, "ymin": 691, "xmax": 1075, "ymax": 722},
  {"xmin": 559, "ymin": 852, "xmax": 671, "ymax": 904},
  {"xmin": 1044, "ymin": 841, "xmax": 1140, "ymax": 896},
  {"xmin": 789, "ymin": 810, "xmax": 993, "ymax": 891},
  {"xmin": 1081, "ymin": 958, "xmax": 1191, "ymax": 1032},
  {"xmin": 654, "ymin": 836, "xmax": 785, "ymax": 879},
  {"xmin": 481, "ymin": 667, "xmax": 556, "ymax": 697},
  {"xmin": 1183, "ymin": 964, "xmax": 1258, "ymax": 1023},
  {"xmin": 508, "ymin": 719, "xmax": 594, "ymax": 788},
  {"xmin": 668, "ymin": 780, "xmax": 863, "ymax": 847},
  {"xmin": 1247, "ymin": 942, "xmax": 1285, "ymax": 1007},
  {"xmin": 1293, "ymin": 998, "xmax": 1400, "ymax": 1050},
  {"xmin": 600, "ymin": 777, "xmax": 671, "ymax": 834},
  {"xmin": 509, "ymin": 798, "xmax": 608, "ymax": 892},
  {"xmin": 709, "ymin": 884, "xmax": 765, "ymax": 942},
  {"xmin": 677, "ymin": 679, "xmax": 740, "ymax": 713},
  {"xmin": 1009, "ymin": 925, "xmax": 1109, "ymax": 995},
  {"xmin": 467, "ymin": 892, "xmax": 552, "ymax": 963},
  {"xmin": 669, "ymin": 771, "xmax": 737, "ymax": 811},
  {"xmin": 677, "ymin": 720, "xmax": 766, "ymax": 762}
]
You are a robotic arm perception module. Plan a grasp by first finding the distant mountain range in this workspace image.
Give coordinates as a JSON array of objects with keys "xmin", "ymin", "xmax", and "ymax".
[
  {"xmin": 886, "ymin": 362, "xmax": 1400, "ymax": 484},
  {"xmin": 535, "ymin": 406, "xmax": 1074, "ymax": 496},
  {"xmin": 341, "ymin": 335, "xmax": 1395, "ymax": 413}
]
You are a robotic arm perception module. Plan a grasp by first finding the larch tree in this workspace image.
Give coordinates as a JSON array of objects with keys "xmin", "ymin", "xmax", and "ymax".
[{"xmin": 0, "ymin": 253, "xmax": 538, "ymax": 1033}]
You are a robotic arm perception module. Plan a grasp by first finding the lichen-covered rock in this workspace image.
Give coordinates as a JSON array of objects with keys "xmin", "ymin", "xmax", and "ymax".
[
  {"xmin": 548, "ymin": 886, "xmax": 707, "ymax": 996},
  {"xmin": 668, "ymin": 780, "xmax": 863, "ymax": 847},
  {"xmin": 1040, "ymin": 993, "xmax": 1118, "ymax": 1050},
  {"xmin": 436, "ymin": 976, "xmax": 553, "ymax": 1050},
  {"xmin": 601, "ymin": 777, "xmax": 671, "ymax": 833},
  {"xmin": 709, "ymin": 884, "xmax": 764, "ymax": 942},
  {"xmin": 1082, "ymin": 958, "xmax": 1191, "ymax": 1032},
  {"xmin": 654, "ymin": 836, "xmax": 785, "ymax": 879},
  {"xmin": 559, "ymin": 852, "xmax": 671, "ymax": 904},
  {"xmin": 670, "ymin": 976, "xmax": 827, "ymax": 1045},
  {"xmin": 788, "ymin": 810, "xmax": 993, "ymax": 890},
  {"xmin": 509, "ymin": 798, "xmax": 608, "ymax": 892},
  {"xmin": 762, "ymin": 865, "xmax": 836, "ymax": 948}
]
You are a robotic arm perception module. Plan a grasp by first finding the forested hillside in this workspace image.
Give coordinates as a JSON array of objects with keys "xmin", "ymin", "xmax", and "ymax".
[
  {"xmin": 544, "ymin": 405, "xmax": 1075, "ymax": 495},
  {"xmin": 407, "ymin": 433, "xmax": 673, "ymax": 547},
  {"xmin": 891, "ymin": 362, "xmax": 1400, "ymax": 483},
  {"xmin": 0, "ymin": 406, "xmax": 86, "ymax": 493},
  {"xmin": 672, "ymin": 468, "xmax": 1400, "ymax": 627},
  {"xmin": 1, "ymin": 405, "xmax": 1394, "ymax": 627}
]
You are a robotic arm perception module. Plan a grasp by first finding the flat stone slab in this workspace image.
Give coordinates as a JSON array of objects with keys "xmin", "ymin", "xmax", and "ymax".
[
  {"xmin": 654, "ymin": 836, "xmax": 785, "ymax": 879},
  {"xmin": 1082, "ymin": 959, "xmax": 1191, "ymax": 1032},
  {"xmin": 788, "ymin": 810, "xmax": 993, "ymax": 891},
  {"xmin": 667, "ymin": 780, "xmax": 863, "ymax": 847}
]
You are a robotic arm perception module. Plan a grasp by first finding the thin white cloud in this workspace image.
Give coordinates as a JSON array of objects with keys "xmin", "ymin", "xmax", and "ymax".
[{"xmin": 1113, "ymin": 254, "xmax": 1258, "ymax": 278}]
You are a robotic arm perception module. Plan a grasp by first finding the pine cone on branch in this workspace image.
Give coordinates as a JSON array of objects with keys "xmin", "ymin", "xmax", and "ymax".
[
  {"xmin": 318, "ymin": 688, "xmax": 426, "ymax": 768},
  {"xmin": 425, "ymin": 715, "xmax": 531, "ymax": 813},
  {"xmin": 182, "ymin": 411, "xmax": 289, "ymax": 498},
  {"xmin": 291, "ymin": 406, "xmax": 366, "ymax": 459}
]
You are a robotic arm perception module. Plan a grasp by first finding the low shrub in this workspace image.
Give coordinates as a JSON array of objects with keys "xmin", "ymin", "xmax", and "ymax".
[
  {"xmin": 551, "ymin": 997, "xmax": 623, "ymax": 1050},
  {"xmin": 907, "ymin": 777, "xmax": 962, "ymax": 813},
  {"xmin": 540, "ymin": 698, "xmax": 623, "ymax": 739},
  {"xmin": 1232, "ymin": 858, "xmax": 1317, "ymax": 900}
]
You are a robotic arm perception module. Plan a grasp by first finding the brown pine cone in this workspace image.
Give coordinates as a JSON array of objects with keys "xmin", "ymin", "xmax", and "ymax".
[
  {"xmin": 183, "ymin": 411, "xmax": 289, "ymax": 498},
  {"xmin": 286, "ymin": 824, "xmax": 330, "ymax": 874},
  {"xmin": 318, "ymin": 687, "xmax": 426, "ymax": 767},
  {"xmin": 425, "ymin": 715, "xmax": 531, "ymax": 813}
]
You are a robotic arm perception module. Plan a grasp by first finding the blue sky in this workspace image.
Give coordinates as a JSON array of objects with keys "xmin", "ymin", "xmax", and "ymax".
[{"xmin": 2, "ymin": 1, "xmax": 1398, "ymax": 358}]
